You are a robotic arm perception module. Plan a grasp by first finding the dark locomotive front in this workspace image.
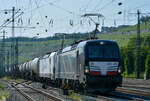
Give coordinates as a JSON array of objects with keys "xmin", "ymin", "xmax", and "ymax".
[{"xmin": 83, "ymin": 40, "xmax": 122, "ymax": 93}]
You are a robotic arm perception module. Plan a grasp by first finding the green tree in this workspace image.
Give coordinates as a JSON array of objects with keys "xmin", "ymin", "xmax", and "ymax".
[
  {"xmin": 120, "ymin": 48, "xmax": 125, "ymax": 72},
  {"xmin": 124, "ymin": 56, "xmax": 129, "ymax": 75},
  {"xmin": 145, "ymin": 52, "xmax": 150, "ymax": 78}
]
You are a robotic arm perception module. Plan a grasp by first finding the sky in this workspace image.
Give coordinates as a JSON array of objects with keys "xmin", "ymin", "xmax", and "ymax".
[{"xmin": 0, "ymin": 0, "xmax": 150, "ymax": 38}]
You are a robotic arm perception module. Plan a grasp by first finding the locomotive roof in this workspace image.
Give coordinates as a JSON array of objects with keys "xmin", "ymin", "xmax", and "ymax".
[
  {"xmin": 62, "ymin": 46, "xmax": 72, "ymax": 52},
  {"xmin": 77, "ymin": 39, "xmax": 117, "ymax": 47},
  {"xmin": 62, "ymin": 39, "xmax": 117, "ymax": 53}
]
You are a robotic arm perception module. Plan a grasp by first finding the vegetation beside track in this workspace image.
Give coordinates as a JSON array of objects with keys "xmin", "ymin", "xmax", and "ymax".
[
  {"xmin": 69, "ymin": 91, "xmax": 81, "ymax": 101},
  {"xmin": 121, "ymin": 35, "xmax": 150, "ymax": 78},
  {"xmin": 0, "ymin": 82, "xmax": 9, "ymax": 100},
  {"xmin": 2, "ymin": 76, "xmax": 22, "ymax": 83}
]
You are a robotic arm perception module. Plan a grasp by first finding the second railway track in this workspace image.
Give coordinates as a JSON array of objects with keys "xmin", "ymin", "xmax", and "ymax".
[{"xmin": 117, "ymin": 87, "xmax": 150, "ymax": 97}]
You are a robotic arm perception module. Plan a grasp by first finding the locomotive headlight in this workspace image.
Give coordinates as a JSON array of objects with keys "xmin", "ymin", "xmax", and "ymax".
[
  {"xmin": 118, "ymin": 66, "xmax": 121, "ymax": 73},
  {"xmin": 118, "ymin": 69, "xmax": 121, "ymax": 73},
  {"xmin": 85, "ymin": 66, "xmax": 89, "ymax": 73},
  {"xmin": 85, "ymin": 69, "xmax": 89, "ymax": 73}
]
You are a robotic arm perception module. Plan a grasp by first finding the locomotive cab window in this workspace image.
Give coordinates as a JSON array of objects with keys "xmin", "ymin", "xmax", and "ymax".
[
  {"xmin": 103, "ymin": 44, "xmax": 119, "ymax": 58},
  {"xmin": 88, "ymin": 45, "xmax": 103, "ymax": 58},
  {"xmin": 87, "ymin": 43, "xmax": 120, "ymax": 59}
]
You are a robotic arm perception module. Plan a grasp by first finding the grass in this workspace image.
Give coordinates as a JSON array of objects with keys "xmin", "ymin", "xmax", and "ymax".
[
  {"xmin": 0, "ymin": 91, "xmax": 9, "ymax": 100},
  {"xmin": 2, "ymin": 76, "xmax": 22, "ymax": 82},
  {"xmin": 12, "ymin": 78, "xmax": 22, "ymax": 82},
  {"xmin": 0, "ymin": 82, "xmax": 9, "ymax": 100},
  {"xmin": 69, "ymin": 91, "xmax": 81, "ymax": 101},
  {"xmin": 122, "ymin": 72, "xmax": 145, "ymax": 79},
  {"xmin": 0, "ymin": 83, "xmax": 3, "ymax": 90},
  {"xmin": 116, "ymin": 22, "xmax": 150, "ymax": 32},
  {"xmin": 99, "ymin": 31, "xmax": 150, "ymax": 47},
  {"xmin": 2, "ymin": 77, "xmax": 11, "ymax": 81}
]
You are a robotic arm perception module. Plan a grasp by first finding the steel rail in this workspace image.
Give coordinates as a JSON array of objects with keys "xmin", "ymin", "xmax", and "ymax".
[
  {"xmin": 11, "ymin": 84, "xmax": 36, "ymax": 101},
  {"xmin": 21, "ymin": 83, "xmax": 64, "ymax": 101},
  {"xmin": 97, "ymin": 95, "xmax": 118, "ymax": 101},
  {"xmin": 117, "ymin": 87, "xmax": 150, "ymax": 97},
  {"xmin": 123, "ymin": 84, "xmax": 150, "ymax": 90},
  {"xmin": 109, "ymin": 92, "xmax": 145, "ymax": 101},
  {"xmin": 2, "ymin": 80, "xmax": 36, "ymax": 101},
  {"xmin": 4, "ymin": 80, "xmax": 63, "ymax": 101}
]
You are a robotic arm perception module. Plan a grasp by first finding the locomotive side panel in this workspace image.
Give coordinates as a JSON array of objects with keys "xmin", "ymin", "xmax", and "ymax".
[
  {"xmin": 50, "ymin": 52, "xmax": 57, "ymax": 80},
  {"xmin": 39, "ymin": 54, "xmax": 51, "ymax": 78},
  {"xmin": 56, "ymin": 49, "xmax": 78, "ymax": 80},
  {"xmin": 77, "ymin": 47, "xmax": 86, "ymax": 83}
]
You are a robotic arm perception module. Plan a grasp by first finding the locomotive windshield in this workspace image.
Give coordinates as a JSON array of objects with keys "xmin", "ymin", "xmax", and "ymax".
[{"xmin": 87, "ymin": 43, "xmax": 120, "ymax": 59}]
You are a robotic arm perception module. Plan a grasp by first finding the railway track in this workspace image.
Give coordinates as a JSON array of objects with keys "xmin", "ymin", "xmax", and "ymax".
[
  {"xmin": 38, "ymin": 83, "xmax": 150, "ymax": 101},
  {"xmin": 96, "ymin": 91, "xmax": 148, "ymax": 101},
  {"xmin": 117, "ymin": 87, "xmax": 150, "ymax": 97},
  {"xmin": 21, "ymin": 83, "xmax": 63, "ymax": 101},
  {"xmin": 123, "ymin": 84, "xmax": 150, "ymax": 90},
  {"xmin": 81, "ymin": 86, "xmax": 150, "ymax": 101},
  {"xmin": 2, "ymin": 80, "xmax": 36, "ymax": 101},
  {"xmin": 109, "ymin": 92, "xmax": 147, "ymax": 101},
  {"xmin": 11, "ymin": 84, "xmax": 36, "ymax": 101},
  {"xmin": 3, "ymin": 80, "xmax": 64, "ymax": 101},
  {"xmin": 97, "ymin": 94, "xmax": 129, "ymax": 101},
  {"xmin": 2, "ymin": 79, "xmax": 150, "ymax": 101}
]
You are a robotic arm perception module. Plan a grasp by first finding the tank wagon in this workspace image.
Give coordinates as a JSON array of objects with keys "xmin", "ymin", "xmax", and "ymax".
[{"xmin": 11, "ymin": 39, "xmax": 122, "ymax": 93}]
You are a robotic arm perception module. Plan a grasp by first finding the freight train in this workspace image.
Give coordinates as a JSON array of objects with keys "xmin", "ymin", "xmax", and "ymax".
[{"xmin": 5, "ymin": 39, "xmax": 122, "ymax": 93}]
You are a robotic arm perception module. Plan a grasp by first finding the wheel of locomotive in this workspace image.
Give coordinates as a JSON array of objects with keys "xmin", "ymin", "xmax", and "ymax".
[
  {"xmin": 73, "ymin": 80, "xmax": 80, "ymax": 92},
  {"xmin": 42, "ymin": 84, "xmax": 47, "ymax": 89},
  {"xmin": 56, "ymin": 79, "xmax": 62, "ymax": 88},
  {"xmin": 83, "ymin": 86, "xmax": 88, "ymax": 94}
]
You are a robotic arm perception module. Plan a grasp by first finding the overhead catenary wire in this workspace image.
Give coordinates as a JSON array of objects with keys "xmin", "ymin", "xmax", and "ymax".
[
  {"xmin": 43, "ymin": 0, "xmax": 80, "ymax": 17},
  {"xmin": 0, "ymin": 11, "xmax": 24, "ymax": 31},
  {"xmin": 81, "ymin": 0, "xmax": 93, "ymax": 13},
  {"xmin": 128, "ymin": 2, "xmax": 150, "ymax": 12},
  {"xmin": 92, "ymin": 0, "xmax": 104, "ymax": 12},
  {"xmin": 1, "ymin": 0, "xmax": 150, "ymax": 38},
  {"xmin": 33, "ymin": 0, "xmax": 48, "ymax": 32},
  {"xmin": 17, "ymin": 0, "xmax": 82, "ymax": 35},
  {"xmin": 0, "ymin": 9, "xmax": 21, "ymax": 27},
  {"xmin": 22, "ymin": 0, "xmax": 61, "ymax": 15},
  {"xmin": 96, "ymin": 0, "xmax": 115, "ymax": 12},
  {"xmin": 0, "ymin": 1, "xmax": 103, "ymax": 35}
]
